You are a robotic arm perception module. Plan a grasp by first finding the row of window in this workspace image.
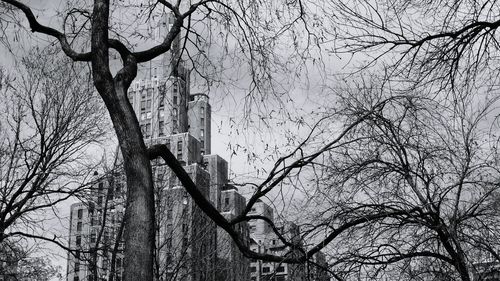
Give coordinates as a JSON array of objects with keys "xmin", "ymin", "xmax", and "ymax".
[
  {"xmin": 74, "ymin": 276, "xmax": 123, "ymax": 281},
  {"xmin": 250, "ymin": 265, "xmax": 285, "ymax": 273},
  {"xmin": 139, "ymin": 87, "xmax": 180, "ymax": 111},
  {"xmin": 73, "ymin": 257, "xmax": 124, "ymax": 280},
  {"xmin": 141, "ymin": 116, "xmax": 182, "ymax": 137}
]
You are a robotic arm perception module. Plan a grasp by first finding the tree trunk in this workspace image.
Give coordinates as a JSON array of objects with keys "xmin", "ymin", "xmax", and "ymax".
[{"xmin": 90, "ymin": 1, "xmax": 154, "ymax": 281}]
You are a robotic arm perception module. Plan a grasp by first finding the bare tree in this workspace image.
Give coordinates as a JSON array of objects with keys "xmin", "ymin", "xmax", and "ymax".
[
  {"xmin": 0, "ymin": 48, "xmax": 105, "ymax": 250},
  {"xmin": 292, "ymin": 79, "xmax": 500, "ymax": 281}
]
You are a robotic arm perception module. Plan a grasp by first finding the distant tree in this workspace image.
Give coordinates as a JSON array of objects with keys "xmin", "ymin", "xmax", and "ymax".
[
  {"xmin": 0, "ymin": 238, "xmax": 61, "ymax": 281},
  {"xmin": 17, "ymin": 256, "xmax": 61, "ymax": 281}
]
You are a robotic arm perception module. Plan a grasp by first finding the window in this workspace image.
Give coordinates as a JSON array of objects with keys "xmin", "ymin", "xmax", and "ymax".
[
  {"xmin": 262, "ymin": 267, "xmax": 270, "ymax": 273},
  {"xmin": 76, "ymin": 236, "xmax": 81, "ymax": 246},
  {"xmin": 107, "ymin": 186, "xmax": 114, "ymax": 200},
  {"xmin": 77, "ymin": 209, "xmax": 83, "ymax": 219},
  {"xmin": 116, "ymin": 182, "xmax": 122, "ymax": 193},
  {"xmin": 144, "ymin": 123, "xmax": 151, "ymax": 137},
  {"xmin": 140, "ymin": 100, "xmax": 146, "ymax": 110},
  {"xmin": 98, "ymin": 182, "xmax": 104, "ymax": 191},
  {"xmin": 200, "ymin": 106, "xmax": 205, "ymax": 115},
  {"xmin": 250, "ymin": 267, "xmax": 256, "ymax": 272},
  {"xmin": 90, "ymin": 232, "xmax": 96, "ymax": 243},
  {"xmin": 201, "ymin": 117, "xmax": 204, "ymax": 126},
  {"xmin": 74, "ymin": 262, "xmax": 80, "ymax": 272},
  {"xmin": 159, "ymin": 94, "xmax": 165, "ymax": 107},
  {"xmin": 276, "ymin": 276, "xmax": 285, "ymax": 281},
  {"xmin": 173, "ymin": 95, "xmax": 178, "ymax": 104},
  {"xmin": 159, "ymin": 121, "xmax": 164, "ymax": 136},
  {"xmin": 173, "ymin": 83, "xmax": 178, "ymax": 93},
  {"xmin": 177, "ymin": 140, "xmax": 183, "ymax": 159},
  {"xmin": 225, "ymin": 197, "xmax": 230, "ymax": 207},
  {"xmin": 200, "ymin": 129, "xmax": 204, "ymax": 138},
  {"xmin": 276, "ymin": 266, "xmax": 285, "ymax": 272},
  {"xmin": 77, "ymin": 222, "xmax": 82, "ymax": 232},
  {"xmin": 97, "ymin": 196, "xmax": 103, "ymax": 206},
  {"xmin": 73, "ymin": 276, "xmax": 79, "ymax": 281}
]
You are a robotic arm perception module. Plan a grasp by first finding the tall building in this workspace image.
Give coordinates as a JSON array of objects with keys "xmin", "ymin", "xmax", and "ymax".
[
  {"xmin": 66, "ymin": 12, "xmax": 250, "ymax": 281},
  {"xmin": 66, "ymin": 202, "xmax": 94, "ymax": 281},
  {"xmin": 67, "ymin": 172, "xmax": 127, "ymax": 281}
]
